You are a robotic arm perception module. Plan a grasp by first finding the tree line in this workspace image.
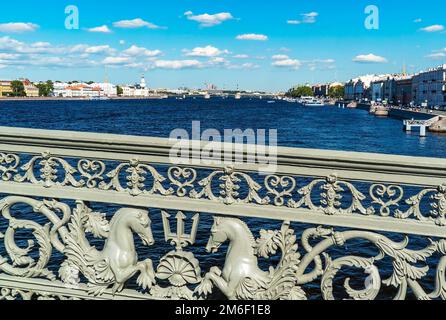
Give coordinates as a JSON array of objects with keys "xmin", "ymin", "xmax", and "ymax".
[{"xmin": 286, "ymin": 85, "xmax": 345, "ymax": 99}]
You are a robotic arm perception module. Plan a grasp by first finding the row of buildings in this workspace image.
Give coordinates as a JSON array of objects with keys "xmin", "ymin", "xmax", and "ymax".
[
  {"xmin": 344, "ymin": 64, "xmax": 446, "ymax": 107},
  {"xmin": 53, "ymin": 82, "xmax": 117, "ymax": 98},
  {"xmin": 0, "ymin": 79, "xmax": 39, "ymax": 97},
  {"xmin": 311, "ymin": 82, "xmax": 344, "ymax": 97},
  {"xmin": 0, "ymin": 75, "xmax": 159, "ymax": 98}
]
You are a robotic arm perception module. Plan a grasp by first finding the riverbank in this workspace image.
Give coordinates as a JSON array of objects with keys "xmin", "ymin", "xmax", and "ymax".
[
  {"xmin": 356, "ymin": 103, "xmax": 446, "ymax": 120},
  {"xmin": 0, "ymin": 96, "xmax": 168, "ymax": 101}
]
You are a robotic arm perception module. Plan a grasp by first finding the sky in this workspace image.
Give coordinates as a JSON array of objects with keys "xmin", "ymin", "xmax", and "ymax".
[{"xmin": 0, "ymin": 0, "xmax": 445, "ymax": 91}]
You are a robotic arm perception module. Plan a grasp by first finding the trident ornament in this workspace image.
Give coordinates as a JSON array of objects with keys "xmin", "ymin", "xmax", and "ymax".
[{"xmin": 161, "ymin": 211, "xmax": 199, "ymax": 251}]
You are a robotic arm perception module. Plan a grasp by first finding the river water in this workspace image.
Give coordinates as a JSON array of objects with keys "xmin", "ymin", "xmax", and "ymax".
[
  {"xmin": 1, "ymin": 98, "xmax": 446, "ymax": 156},
  {"xmin": 0, "ymin": 97, "xmax": 445, "ymax": 299}
]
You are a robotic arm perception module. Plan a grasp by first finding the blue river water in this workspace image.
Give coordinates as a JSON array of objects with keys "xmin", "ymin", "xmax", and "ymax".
[
  {"xmin": 0, "ymin": 97, "xmax": 445, "ymax": 300},
  {"xmin": 0, "ymin": 97, "xmax": 445, "ymax": 156}
]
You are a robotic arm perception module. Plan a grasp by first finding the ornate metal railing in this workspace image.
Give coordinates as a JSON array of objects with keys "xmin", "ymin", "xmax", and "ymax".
[{"xmin": 0, "ymin": 126, "xmax": 445, "ymax": 300}]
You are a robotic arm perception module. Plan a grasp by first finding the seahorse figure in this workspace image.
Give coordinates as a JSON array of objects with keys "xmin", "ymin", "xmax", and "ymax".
[
  {"xmin": 196, "ymin": 217, "xmax": 304, "ymax": 300},
  {"xmin": 59, "ymin": 204, "xmax": 156, "ymax": 295}
]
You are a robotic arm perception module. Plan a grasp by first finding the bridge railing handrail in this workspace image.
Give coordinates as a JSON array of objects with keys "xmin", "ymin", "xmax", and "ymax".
[{"xmin": 0, "ymin": 126, "xmax": 445, "ymax": 187}]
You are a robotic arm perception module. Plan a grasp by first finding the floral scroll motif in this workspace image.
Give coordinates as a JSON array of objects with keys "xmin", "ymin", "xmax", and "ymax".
[
  {"xmin": 190, "ymin": 165, "xmax": 269, "ymax": 205},
  {"xmin": 1, "ymin": 151, "xmax": 446, "ymax": 225},
  {"xmin": 289, "ymin": 174, "xmax": 373, "ymax": 216},
  {"xmin": 395, "ymin": 184, "xmax": 446, "ymax": 226},
  {"xmin": 98, "ymin": 158, "xmax": 173, "ymax": 196},
  {"xmin": 14, "ymin": 152, "xmax": 83, "ymax": 188},
  {"xmin": 0, "ymin": 153, "xmax": 20, "ymax": 181}
]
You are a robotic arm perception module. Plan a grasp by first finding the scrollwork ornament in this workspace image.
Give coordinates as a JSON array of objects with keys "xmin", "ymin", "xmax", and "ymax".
[
  {"xmin": 0, "ymin": 153, "xmax": 20, "ymax": 181},
  {"xmin": 289, "ymin": 174, "xmax": 372, "ymax": 216},
  {"xmin": 368, "ymin": 184, "xmax": 404, "ymax": 216},
  {"xmin": 14, "ymin": 151, "xmax": 83, "ymax": 188},
  {"xmin": 190, "ymin": 166, "xmax": 269, "ymax": 205},
  {"xmin": 264, "ymin": 175, "xmax": 296, "ymax": 206},
  {"xmin": 99, "ymin": 158, "xmax": 173, "ymax": 196},
  {"xmin": 167, "ymin": 167, "xmax": 197, "ymax": 197},
  {"xmin": 77, "ymin": 159, "xmax": 106, "ymax": 188}
]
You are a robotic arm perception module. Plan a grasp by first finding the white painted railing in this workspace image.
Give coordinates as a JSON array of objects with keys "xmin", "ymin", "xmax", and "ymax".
[{"xmin": 0, "ymin": 126, "xmax": 445, "ymax": 300}]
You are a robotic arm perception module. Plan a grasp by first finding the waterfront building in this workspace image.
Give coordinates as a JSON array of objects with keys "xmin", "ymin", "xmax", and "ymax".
[
  {"xmin": 395, "ymin": 76, "xmax": 413, "ymax": 106},
  {"xmin": 0, "ymin": 80, "xmax": 12, "ymax": 97},
  {"xmin": 53, "ymin": 82, "xmax": 116, "ymax": 98},
  {"xmin": 122, "ymin": 86, "xmax": 136, "ymax": 97},
  {"xmin": 53, "ymin": 82, "xmax": 101, "ymax": 98},
  {"xmin": 412, "ymin": 64, "xmax": 446, "ymax": 107},
  {"xmin": 370, "ymin": 75, "xmax": 397, "ymax": 103},
  {"xmin": 121, "ymin": 75, "xmax": 152, "ymax": 97},
  {"xmin": 64, "ymin": 84, "xmax": 101, "ymax": 98},
  {"xmin": 312, "ymin": 84, "xmax": 330, "ymax": 97},
  {"xmin": 93, "ymin": 82, "xmax": 117, "ymax": 97},
  {"xmin": 345, "ymin": 75, "xmax": 391, "ymax": 101},
  {"xmin": 53, "ymin": 82, "xmax": 70, "ymax": 97},
  {"xmin": 345, "ymin": 75, "xmax": 377, "ymax": 101},
  {"xmin": 20, "ymin": 79, "xmax": 39, "ymax": 97},
  {"xmin": 311, "ymin": 82, "xmax": 344, "ymax": 98}
]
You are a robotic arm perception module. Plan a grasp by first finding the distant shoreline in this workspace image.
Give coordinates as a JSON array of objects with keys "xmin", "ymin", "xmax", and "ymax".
[{"xmin": 0, "ymin": 96, "xmax": 170, "ymax": 102}]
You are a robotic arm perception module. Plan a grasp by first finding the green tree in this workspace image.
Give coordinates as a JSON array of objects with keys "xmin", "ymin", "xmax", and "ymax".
[
  {"xmin": 46, "ymin": 80, "xmax": 54, "ymax": 95},
  {"xmin": 10, "ymin": 80, "xmax": 26, "ymax": 97},
  {"xmin": 36, "ymin": 81, "xmax": 54, "ymax": 97},
  {"xmin": 116, "ymin": 85, "xmax": 123, "ymax": 96},
  {"xmin": 329, "ymin": 85, "xmax": 345, "ymax": 99},
  {"xmin": 286, "ymin": 85, "xmax": 313, "ymax": 98}
]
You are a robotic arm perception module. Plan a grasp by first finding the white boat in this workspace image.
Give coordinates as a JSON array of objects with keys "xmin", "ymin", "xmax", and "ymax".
[
  {"xmin": 204, "ymin": 93, "xmax": 211, "ymax": 99},
  {"xmin": 89, "ymin": 96, "xmax": 110, "ymax": 101},
  {"xmin": 300, "ymin": 97, "xmax": 324, "ymax": 107},
  {"xmin": 235, "ymin": 93, "xmax": 242, "ymax": 100}
]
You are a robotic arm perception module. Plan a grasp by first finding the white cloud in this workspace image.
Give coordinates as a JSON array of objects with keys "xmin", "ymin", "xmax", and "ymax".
[
  {"xmin": 287, "ymin": 12, "xmax": 319, "ymax": 25},
  {"xmin": 236, "ymin": 34, "xmax": 268, "ymax": 41},
  {"xmin": 86, "ymin": 25, "xmax": 112, "ymax": 33},
  {"xmin": 102, "ymin": 56, "xmax": 131, "ymax": 65},
  {"xmin": 233, "ymin": 54, "xmax": 249, "ymax": 59},
  {"xmin": 183, "ymin": 45, "xmax": 228, "ymax": 57},
  {"xmin": 426, "ymin": 52, "xmax": 446, "ymax": 60},
  {"xmin": 119, "ymin": 40, "xmax": 126, "ymax": 45},
  {"xmin": 272, "ymin": 54, "xmax": 289, "ymax": 60},
  {"xmin": 272, "ymin": 59, "xmax": 301, "ymax": 69},
  {"xmin": 31, "ymin": 42, "xmax": 51, "ymax": 48},
  {"xmin": 0, "ymin": 53, "xmax": 19, "ymax": 60},
  {"xmin": 0, "ymin": 22, "xmax": 39, "ymax": 33},
  {"xmin": 353, "ymin": 54, "xmax": 388, "ymax": 63},
  {"xmin": 122, "ymin": 45, "xmax": 161, "ymax": 57},
  {"xmin": 227, "ymin": 62, "xmax": 260, "ymax": 70},
  {"xmin": 184, "ymin": 11, "xmax": 234, "ymax": 27},
  {"xmin": 152, "ymin": 59, "xmax": 202, "ymax": 69},
  {"xmin": 85, "ymin": 45, "xmax": 113, "ymax": 54},
  {"xmin": 0, "ymin": 36, "xmax": 56, "ymax": 54},
  {"xmin": 419, "ymin": 25, "xmax": 444, "ymax": 32},
  {"xmin": 313, "ymin": 59, "xmax": 336, "ymax": 63},
  {"xmin": 113, "ymin": 18, "xmax": 165, "ymax": 30}
]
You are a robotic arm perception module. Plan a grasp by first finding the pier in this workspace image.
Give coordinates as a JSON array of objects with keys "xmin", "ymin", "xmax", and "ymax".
[{"xmin": 403, "ymin": 116, "xmax": 443, "ymax": 137}]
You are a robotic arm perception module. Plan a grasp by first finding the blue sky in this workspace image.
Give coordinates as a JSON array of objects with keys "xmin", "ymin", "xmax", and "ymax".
[{"xmin": 0, "ymin": 0, "xmax": 445, "ymax": 91}]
